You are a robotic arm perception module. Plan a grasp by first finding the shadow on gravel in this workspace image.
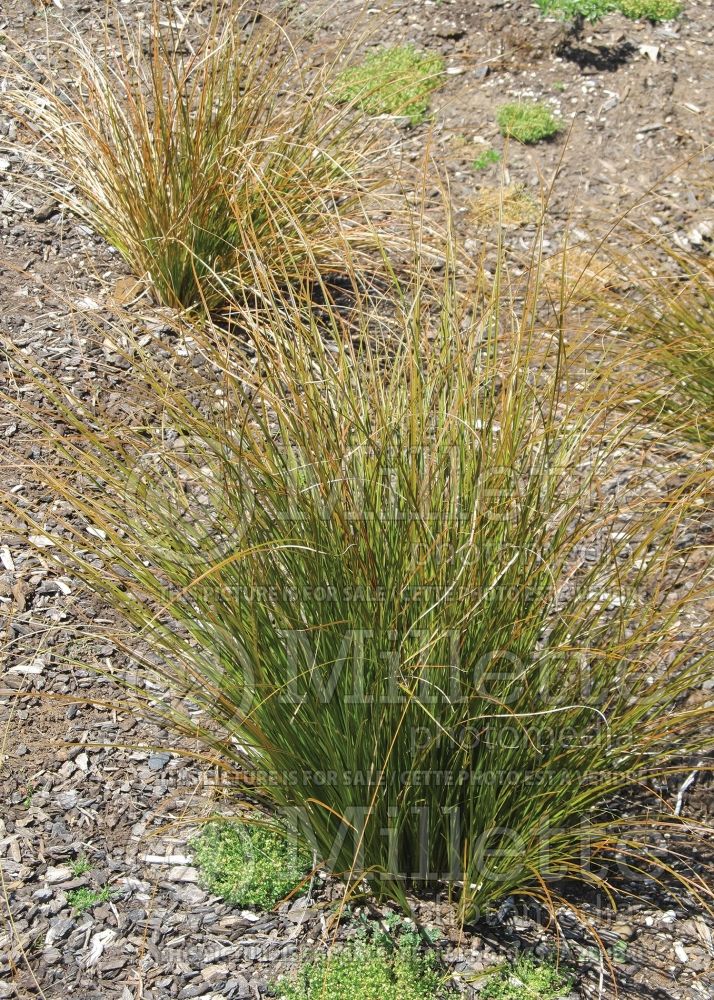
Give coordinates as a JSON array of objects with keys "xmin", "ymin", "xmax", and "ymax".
[{"xmin": 556, "ymin": 40, "xmax": 636, "ymax": 71}]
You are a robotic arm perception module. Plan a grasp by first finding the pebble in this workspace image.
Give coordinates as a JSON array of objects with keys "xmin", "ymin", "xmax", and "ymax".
[
  {"xmin": 174, "ymin": 884, "xmax": 207, "ymax": 905},
  {"xmin": 639, "ymin": 43, "xmax": 660, "ymax": 61},
  {"xmin": 178, "ymin": 984, "xmax": 212, "ymax": 999},
  {"xmin": 148, "ymin": 752, "xmax": 172, "ymax": 771},
  {"xmin": 674, "ymin": 941, "xmax": 689, "ymax": 963},
  {"xmin": 45, "ymin": 917, "xmax": 75, "ymax": 946},
  {"xmin": 44, "ymin": 865, "xmax": 73, "ymax": 885},
  {"xmin": 612, "ymin": 922, "xmax": 637, "ymax": 942},
  {"xmin": 167, "ymin": 865, "xmax": 200, "ymax": 883},
  {"xmin": 201, "ymin": 964, "xmax": 231, "ymax": 982}
]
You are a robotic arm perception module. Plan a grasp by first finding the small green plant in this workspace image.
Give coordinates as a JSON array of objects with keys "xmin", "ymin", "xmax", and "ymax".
[
  {"xmin": 191, "ymin": 821, "xmax": 309, "ymax": 909},
  {"xmin": 22, "ymin": 784, "xmax": 35, "ymax": 808},
  {"xmin": 611, "ymin": 939, "xmax": 629, "ymax": 963},
  {"xmin": 70, "ymin": 855, "xmax": 91, "ymax": 877},
  {"xmin": 537, "ymin": 0, "xmax": 681, "ymax": 26},
  {"xmin": 276, "ymin": 938, "xmax": 457, "ymax": 1000},
  {"xmin": 617, "ymin": 0, "xmax": 682, "ymax": 19},
  {"xmin": 67, "ymin": 887, "xmax": 112, "ymax": 914},
  {"xmin": 472, "ymin": 148, "xmax": 501, "ymax": 171},
  {"xmin": 553, "ymin": 81, "xmax": 567, "ymax": 92},
  {"xmin": 333, "ymin": 45, "xmax": 445, "ymax": 124},
  {"xmin": 481, "ymin": 956, "xmax": 572, "ymax": 1000},
  {"xmin": 354, "ymin": 913, "xmax": 440, "ymax": 952},
  {"xmin": 497, "ymin": 102, "xmax": 561, "ymax": 144}
]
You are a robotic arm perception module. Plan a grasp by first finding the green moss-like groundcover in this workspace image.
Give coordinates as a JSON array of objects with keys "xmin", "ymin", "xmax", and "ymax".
[
  {"xmin": 480, "ymin": 956, "xmax": 572, "ymax": 1000},
  {"xmin": 191, "ymin": 820, "xmax": 310, "ymax": 909},
  {"xmin": 497, "ymin": 102, "xmax": 562, "ymax": 144},
  {"xmin": 333, "ymin": 45, "xmax": 445, "ymax": 124},
  {"xmin": 276, "ymin": 938, "xmax": 457, "ymax": 1000},
  {"xmin": 537, "ymin": 0, "xmax": 681, "ymax": 20}
]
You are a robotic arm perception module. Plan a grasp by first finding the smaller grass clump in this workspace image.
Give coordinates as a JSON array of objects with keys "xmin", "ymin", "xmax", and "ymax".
[
  {"xmin": 470, "ymin": 183, "xmax": 540, "ymax": 227},
  {"xmin": 276, "ymin": 938, "xmax": 457, "ymax": 1000},
  {"xmin": 472, "ymin": 148, "xmax": 501, "ymax": 171},
  {"xmin": 333, "ymin": 45, "xmax": 444, "ymax": 124},
  {"xmin": 191, "ymin": 821, "xmax": 309, "ymax": 909},
  {"xmin": 67, "ymin": 887, "xmax": 112, "ymax": 914},
  {"xmin": 497, "ymin": 102, "xmax": 561, "ymax": 144},
  {"xmin": 481, "ymin": 956, "xmax": 572, "ymax": 1000},
  {"xmin": 4, "ymin": 5, "xmax": 378, "ymax": 315}
]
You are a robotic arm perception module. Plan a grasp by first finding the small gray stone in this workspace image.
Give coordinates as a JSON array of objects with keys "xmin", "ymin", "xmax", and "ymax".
[
  {"xmin": 612, "ymin": 922, "xmax": 637, "ymax": 942},
  {"xmin": 178, "ymin": 984, "xmax": 212, "ymax": 999},
  {"xmin": 45, "ymin": 916, "xmax": 75, "ymax": 946},
  {"xmin": 173, "ymin": 884, "xmax": 207, "ymax": 905},
  {"xmin": 148, "ymin": 752, "xmax": 172, "ymax": 771},
  {"xmin": 224, "ymin": 978, "xmax": 251, "ymax": 1000},
  {"xmin": 56, "ymin": 790, "xmax": 78, "ymax": 810}
]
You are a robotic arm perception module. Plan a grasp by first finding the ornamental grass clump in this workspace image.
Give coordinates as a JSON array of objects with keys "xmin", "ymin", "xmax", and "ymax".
[
  {"xmin": 4, "ymin": 3, "xmax": 377, "ymax": 314},
  {"xmin": 604, "ymin": 244, "xmax": 714, "ymax": 446},
  {"xmin": 4, "ymin": 238, "xmax": 713, "ymax": 927}
]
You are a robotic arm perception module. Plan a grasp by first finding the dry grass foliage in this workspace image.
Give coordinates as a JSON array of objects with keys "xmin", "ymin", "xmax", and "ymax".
[{"xmin": 4, "ymin": 3, "xmax": 381, "ymax": 314}]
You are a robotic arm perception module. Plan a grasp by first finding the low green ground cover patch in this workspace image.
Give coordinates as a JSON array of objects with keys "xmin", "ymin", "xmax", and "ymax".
[
  {"xmin": 333, "ymin": 45, "xmax": 445, "ymax": 124},
  {"xmin": 191, "ymin": 821, "xmax": 310, "ymax": 909},
  {"xmin": 497, "ymin": 102, "xmax": 562, "ymax": 143}
]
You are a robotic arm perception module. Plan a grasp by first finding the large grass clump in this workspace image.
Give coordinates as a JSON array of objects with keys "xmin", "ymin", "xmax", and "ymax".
[
  {"xmin": 4, "ymin": 4, "xmax": 377, "ymax": 313},
  {"xmin": 497, "ymin": 102, "xmax": 561, "ymax": 144},
  {"xmin": 333, "ymin": 45, "xmax": 445, "ymax": 125},
  {"xmin": 4, "ymin": 237, "xmax": 713, "ymax": 927}
]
